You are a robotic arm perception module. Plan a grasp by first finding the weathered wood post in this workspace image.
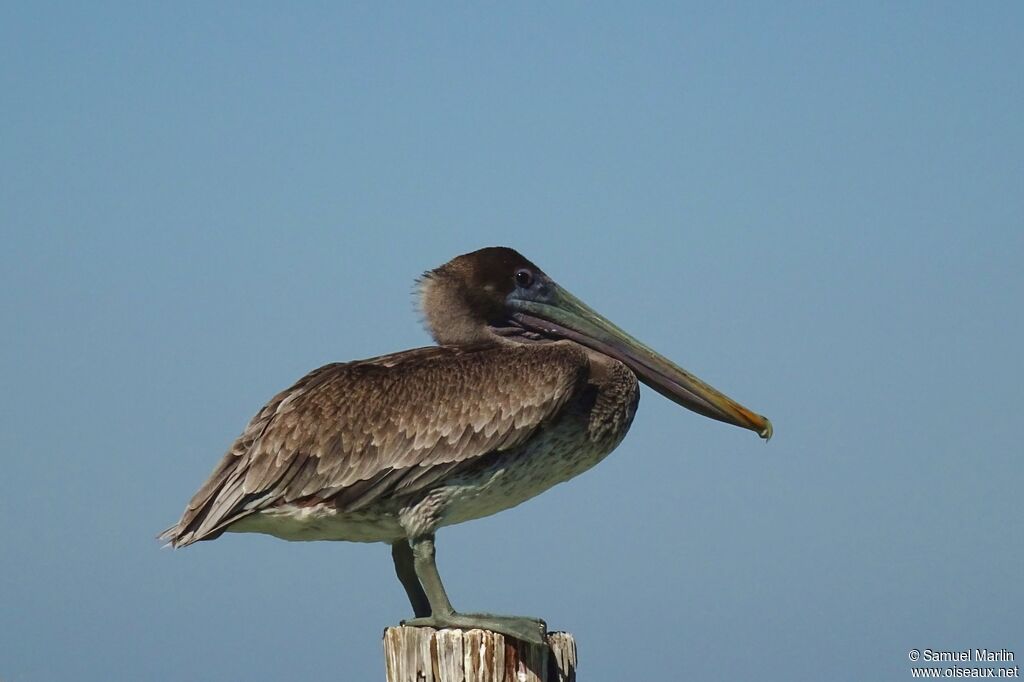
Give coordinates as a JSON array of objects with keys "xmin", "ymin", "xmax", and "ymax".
[{"xmin": 383, "ymin": 626, "xmax": 577, "ymax": 682}]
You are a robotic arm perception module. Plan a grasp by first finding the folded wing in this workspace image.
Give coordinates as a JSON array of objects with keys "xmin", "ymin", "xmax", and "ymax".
[{"xmin": 161, "ymin": 343, "xmax": 589, "ymax": 547}]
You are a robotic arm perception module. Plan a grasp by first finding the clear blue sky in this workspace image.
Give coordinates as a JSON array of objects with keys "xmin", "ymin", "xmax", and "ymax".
[{"xmin": 2, "ymin": 3, "xmax": 1021, "ymax": 680}]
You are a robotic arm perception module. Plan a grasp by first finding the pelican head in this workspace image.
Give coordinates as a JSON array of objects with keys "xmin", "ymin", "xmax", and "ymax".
[{"xmin": 419, "ymin": 246, "xmax": 772, "ymax": 439}]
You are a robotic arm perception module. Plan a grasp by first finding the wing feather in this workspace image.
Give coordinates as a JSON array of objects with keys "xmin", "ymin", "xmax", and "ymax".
[{"xmin": 161, "ymin": 342, "xmax": 588, "ymax": 547}]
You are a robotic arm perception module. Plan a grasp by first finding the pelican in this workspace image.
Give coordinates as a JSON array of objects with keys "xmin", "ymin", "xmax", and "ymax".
[{"xmin": 161, "ymin": 246, "xmax": 771, "ymax": 644}]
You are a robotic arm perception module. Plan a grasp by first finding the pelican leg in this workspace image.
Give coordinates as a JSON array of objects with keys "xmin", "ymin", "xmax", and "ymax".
[
  {"xmin": 401, "ymin": 533, "xmax": 547, "ymax": 645},
  {"xmin": 391, "ymin": 540, "xmax": 431, "ymax": 618}
]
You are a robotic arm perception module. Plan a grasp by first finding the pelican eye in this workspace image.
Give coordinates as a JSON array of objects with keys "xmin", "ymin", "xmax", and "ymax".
[{"xmin": 514, "ymin": 268, "xmax": 534, "ymax": 288}]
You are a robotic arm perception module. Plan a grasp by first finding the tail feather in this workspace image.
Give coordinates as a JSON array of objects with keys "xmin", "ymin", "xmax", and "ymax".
[
  {"xmin": 157, "ymin": 524, "xmax": 181, "ymax": 548},
  {"xmin": 159, "ymin": 441, "xmax": 252, "ymax": 549},
  {"xmin": 160, "ymin": 507, "xmax": 250, "ymax": 549}
]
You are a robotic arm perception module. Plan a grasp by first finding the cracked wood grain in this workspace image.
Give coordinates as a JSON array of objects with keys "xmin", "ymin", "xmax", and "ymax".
[{"xmin": 383, "ymin": 626, "xmax": 576, "ymax": 682}]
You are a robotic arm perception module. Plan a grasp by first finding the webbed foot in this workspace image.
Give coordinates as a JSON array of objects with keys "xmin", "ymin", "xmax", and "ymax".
[{"xmin": 402, "ymin": 612, "xmax": 547, "ymax": 645}]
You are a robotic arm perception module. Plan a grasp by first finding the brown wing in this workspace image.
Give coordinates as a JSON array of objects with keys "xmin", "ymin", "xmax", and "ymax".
[{"xmin": 161, "ymin": 342, "xmax": 589, "ymax": 547}]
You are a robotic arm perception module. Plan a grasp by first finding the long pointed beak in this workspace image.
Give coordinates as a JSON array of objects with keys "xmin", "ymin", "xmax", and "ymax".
[{"xmin": 510, "ymin": 285, "xmax": 773, "ymax": 439}]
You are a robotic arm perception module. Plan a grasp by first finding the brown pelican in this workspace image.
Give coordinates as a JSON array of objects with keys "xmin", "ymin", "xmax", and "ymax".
[{"xmin": 161, "ymin": 247, "xmax": 771, "ymax": 644}]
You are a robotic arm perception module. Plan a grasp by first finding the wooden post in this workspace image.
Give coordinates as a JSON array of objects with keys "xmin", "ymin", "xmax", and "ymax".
[{"xmin": 383, "ymin": 626, "xmax": 577, "ymax": 682}]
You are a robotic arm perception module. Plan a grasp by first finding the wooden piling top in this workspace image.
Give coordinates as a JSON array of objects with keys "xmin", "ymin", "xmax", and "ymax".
[{"xmin": 383, "ymin": 626, "xmax": 577, "ymax": 682}]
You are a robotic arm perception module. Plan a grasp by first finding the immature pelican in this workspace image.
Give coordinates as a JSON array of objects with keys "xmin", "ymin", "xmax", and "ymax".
[{"xmin": 161, "ymin": 247, "xmax": 771, "ymax": 644}]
